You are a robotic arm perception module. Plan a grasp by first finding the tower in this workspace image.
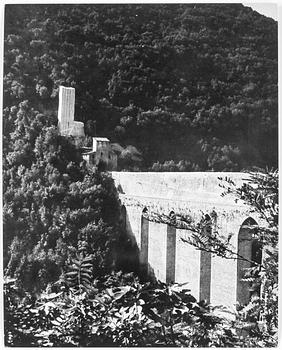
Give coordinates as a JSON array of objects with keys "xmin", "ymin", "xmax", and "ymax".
[
  {"xmin": 58, "ymin": 86, "xmax": 75, "ymax": 135},
  {"xmin": 57, "ymin": 86, "xmax": 84, "ymax": 137}
]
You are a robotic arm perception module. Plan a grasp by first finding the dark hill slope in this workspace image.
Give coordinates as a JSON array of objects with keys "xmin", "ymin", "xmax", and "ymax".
[{"xmin": 4, "ymin": 4, "xmax": 278, "ymax": 171}]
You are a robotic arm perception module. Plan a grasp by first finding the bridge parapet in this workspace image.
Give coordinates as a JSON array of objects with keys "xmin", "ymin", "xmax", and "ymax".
[{"xmin": 112, "ymin": 171, "xmax": 250, "ymax": 206}]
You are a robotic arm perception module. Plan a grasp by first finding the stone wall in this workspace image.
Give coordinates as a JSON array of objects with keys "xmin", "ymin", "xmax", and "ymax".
[
  {"xmin": 112, "ymin": 172, "xmax": 261, "ymax": 309},
  {"xmin": 175, "ymin": 229, "xmax": 201, "ymax": 297}
]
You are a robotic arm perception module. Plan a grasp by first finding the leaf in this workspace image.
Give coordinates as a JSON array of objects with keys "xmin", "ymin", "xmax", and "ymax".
[
  {"xmin": 81, "ymin": 263, "xmax": 93, "ymax": 269},
  {"xmin": 43, "ymin": 292, "xmax": 63, "ymax": 300},
  {"xmin": 66, "ymin": 271, "xmax": 78, "ymax": 277},
  {"xmin": 81, "ymin": 271, "xmax": 92, "ymax": 277},
  {"xmin": 82, "ymin": 256, "xmax": 93, "ymax": 263},
  {"xmin": 51, "ymin": 320, "xmax": 61, "ymax": 326}
]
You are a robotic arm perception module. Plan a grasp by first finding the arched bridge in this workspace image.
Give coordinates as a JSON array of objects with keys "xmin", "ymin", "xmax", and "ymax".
[{"xmin": 111, "ymin": 172, "xmax": 262, "ymax": 310}]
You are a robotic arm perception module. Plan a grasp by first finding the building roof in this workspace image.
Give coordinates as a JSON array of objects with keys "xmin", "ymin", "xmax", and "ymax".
[{"xmin": 93, "ymin": 137, "xmax": 110, "ymax": 142}]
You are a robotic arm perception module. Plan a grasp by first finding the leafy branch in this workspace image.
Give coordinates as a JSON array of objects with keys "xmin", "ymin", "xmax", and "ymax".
[{"xmin": 142, "ymin": 209, "xmax": 262, "ymax": 267}]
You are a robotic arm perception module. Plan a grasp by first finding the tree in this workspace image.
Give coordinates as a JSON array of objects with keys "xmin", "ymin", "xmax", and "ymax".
[{"xmin": 111, "ymin": 143, "xmax": 143, "ymax": 170}]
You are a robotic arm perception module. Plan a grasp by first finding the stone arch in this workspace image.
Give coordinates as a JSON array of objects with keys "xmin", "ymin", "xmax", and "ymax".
[
  {"xmin": 199, "ymin": 213, "xmax": 212, "ymax": 303},
  {"xmin": 140, "ymin": 207, "xmax": 149, "ymax": 275},
  {"xmin": 237, "ymin": 217, "xmax": 260, "ymax": 306}
]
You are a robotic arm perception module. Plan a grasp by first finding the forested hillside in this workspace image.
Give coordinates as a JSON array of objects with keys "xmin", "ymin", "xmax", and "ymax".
[
  {"xmin": 3, "ymin": 4, "xmax": 279, "ymax": 346},
  {"xmin": 4, "ymin": 4, "xmax": 277, "ymax": 170}
]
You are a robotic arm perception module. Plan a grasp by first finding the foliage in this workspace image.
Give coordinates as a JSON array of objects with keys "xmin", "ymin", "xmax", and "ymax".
[
  {"xmin": 111, "ymin": 143, "xmax": 143, "ymax": 170},
  {"xmin": 3, "ymin": 102, "xmax": 122, "ymax": 292},
  {"xmin": 5, "ymin": 271, "xmax": 244, "ymax": 347},
  {"xmin": 3, "ymin": 4, "xmax": 278, "ymax": 171},
  {"xmin": 65, "ymin": 242, "xmax": 95, "ymax": 293},
  {"xmin": 219, "ymin": 170, "xmax": 278, "ymax": 346},
  {"xmin": 151, "ymin": 159, "xmax": 200, "ymax": 172}
]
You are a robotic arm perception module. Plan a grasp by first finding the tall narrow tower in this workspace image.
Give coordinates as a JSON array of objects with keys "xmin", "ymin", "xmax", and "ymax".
[
  {"xmin": 58, "ymin": 86, "xmax": 75, "ymax": 135},
  {"xmin": 57, "ymin": 86, "xmax": 84, "ymax": 137}
]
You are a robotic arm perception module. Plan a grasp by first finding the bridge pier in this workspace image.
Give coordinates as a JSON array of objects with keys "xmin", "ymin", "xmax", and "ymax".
[{"xmin": 166, "ymin": 225, "xmax": 176, "ymax": 284}]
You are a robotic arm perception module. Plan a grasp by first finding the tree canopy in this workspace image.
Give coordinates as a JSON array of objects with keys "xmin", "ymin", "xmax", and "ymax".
[
  {"xmin": 3, "ymin": 100, "xmax": 122, "ymax": 292},
  {"xmin": 3, "ymin": 4, "xmax": 278, "ymax": 171}
]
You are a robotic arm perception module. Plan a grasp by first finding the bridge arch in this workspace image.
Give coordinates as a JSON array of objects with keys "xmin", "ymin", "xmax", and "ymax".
[{"xmin": 237, "ymin": 217, "xmax": 261, "ymax": 306}]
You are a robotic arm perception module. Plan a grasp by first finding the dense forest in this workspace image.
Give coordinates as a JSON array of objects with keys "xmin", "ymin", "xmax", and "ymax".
[
  {"xmin": 3, "ymin": 3, "xmax": 278, "ymax": 171},
  {"xmin": 3, "ymin": 4, "xmax": 278, "ymax": 347}
]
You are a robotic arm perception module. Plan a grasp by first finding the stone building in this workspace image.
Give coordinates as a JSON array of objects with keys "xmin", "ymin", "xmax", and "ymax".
[
  {"xmin": 57, "ymin": 86, "xmax": 117, "ymax": 170},
  {"xmin": 82, "ymin": 137, "xmax": 117, "ymax": 170}
]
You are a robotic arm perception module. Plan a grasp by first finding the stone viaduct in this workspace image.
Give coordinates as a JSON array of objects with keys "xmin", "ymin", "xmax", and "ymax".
[{"xmin": 111, "ymin": 171, "xmax": 262, "ymax": 311}]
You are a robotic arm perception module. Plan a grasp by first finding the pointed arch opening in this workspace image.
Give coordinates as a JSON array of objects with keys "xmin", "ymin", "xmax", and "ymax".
[
  {"xmin": 142, "ymin": 207, "xmax": 148, "ymax": 216},
  {"xmin": 140, "ymin": 207, "xmax": 149, "ymax": 276},
  {"xmin": 237, "ymin": 217, "xmax": 261, "ymax": 306}
]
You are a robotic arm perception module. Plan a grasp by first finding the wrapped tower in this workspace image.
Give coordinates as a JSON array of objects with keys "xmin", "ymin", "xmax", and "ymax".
[{"xmin": 58, "ymin": 86, "xmax": 84, "ymax": 137}]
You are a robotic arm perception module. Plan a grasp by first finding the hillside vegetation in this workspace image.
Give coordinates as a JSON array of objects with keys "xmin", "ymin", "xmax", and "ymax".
[
  {"xmin": 4, "ymin": 4, "xmax": 277, "ymax": 170},
  {"xmin": 3, "ymin": 5, "xmax": 279, "ymax": 347}
]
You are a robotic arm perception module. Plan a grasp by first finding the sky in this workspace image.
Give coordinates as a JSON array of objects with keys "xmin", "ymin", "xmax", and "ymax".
[{"xmin": 244, "ymin": 2, "xmax": 278, "ymax": 20}]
